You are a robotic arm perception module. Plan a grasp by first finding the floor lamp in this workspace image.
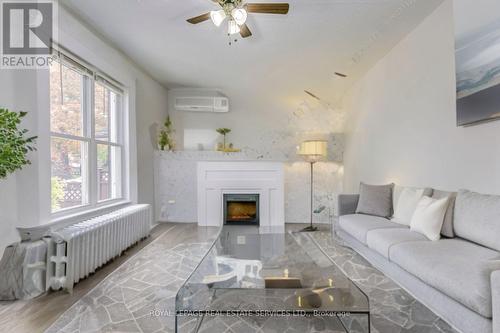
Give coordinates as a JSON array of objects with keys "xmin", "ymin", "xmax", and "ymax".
[{"xmin": 297, "ymin": 140, "xmax": 328, "ymax": 232}]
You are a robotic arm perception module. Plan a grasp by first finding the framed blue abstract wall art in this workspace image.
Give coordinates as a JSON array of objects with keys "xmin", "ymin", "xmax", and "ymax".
[{"xmin": 456, "ymin": 22, "xmax": 500, "ymax": 126}]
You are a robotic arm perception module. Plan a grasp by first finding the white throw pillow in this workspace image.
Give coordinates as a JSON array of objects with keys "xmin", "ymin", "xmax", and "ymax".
[
  {"xmin": 392, "ymin": 188, "xmax": 425, "ymax": 225},
  {"xmin": 410, "ymin": 196, "xmax": 449, "ymax": 241}
]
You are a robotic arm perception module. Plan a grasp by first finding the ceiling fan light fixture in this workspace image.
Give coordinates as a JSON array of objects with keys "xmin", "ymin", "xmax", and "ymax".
[
  {"xmin": 231, "ymin": 8, "xmax": 247, "ymax": 25},
  {"xmin": 228, "ymin": 19, "xmax": 240, "ymax": 35},
  {"xmin": 210, "ymin": 9, "xmax": 226, "ymax": 27}
]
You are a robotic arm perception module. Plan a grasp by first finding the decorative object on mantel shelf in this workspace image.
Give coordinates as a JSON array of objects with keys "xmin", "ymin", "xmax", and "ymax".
[
  {"xmin": 297, "ymin": 140, "xmax": 328, "ymax": 232},
  {"xmin": 158, "ymin": 116, "xmax": 175, "ymax": 151},
  {"xmin": 0, "ymin": 109, "xmax": 37, "ymax": 179},
  {"xmin": 216, "ymin": 127, "xmax": 241, "ymax": 152}
]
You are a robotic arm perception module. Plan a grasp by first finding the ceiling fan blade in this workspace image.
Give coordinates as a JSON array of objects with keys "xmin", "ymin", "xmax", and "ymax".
[
  {"xmin": 240, "ymin": 24, "xmax": 252, "ymax": 38},
  {"xmin": 245, "ymin": 3, "xmax": 289, "ymax": 14},
  {"xmin": 187, "ymin": 12, "xmax": 211, "ymax": 24}
]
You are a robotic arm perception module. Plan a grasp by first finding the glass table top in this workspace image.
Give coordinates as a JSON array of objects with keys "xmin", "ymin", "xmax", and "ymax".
[{"xmin": 175, "ymin": 227, "xmax": 369, "ymax": 314}]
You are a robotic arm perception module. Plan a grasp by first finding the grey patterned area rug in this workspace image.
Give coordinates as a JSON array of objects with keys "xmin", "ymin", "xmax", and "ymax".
[{"xmin": 46, "ymin": 226, "xmax": 458, "ymax": 333}]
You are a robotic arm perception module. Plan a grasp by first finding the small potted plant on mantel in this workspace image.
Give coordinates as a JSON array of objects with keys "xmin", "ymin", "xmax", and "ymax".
[
  {"xmin": 158, "ymin": 116, "xmax": 175, "ymax": 151},
  {"xmin": 216, "ymin": 128, "xmax": 240, "ymax": 152}
]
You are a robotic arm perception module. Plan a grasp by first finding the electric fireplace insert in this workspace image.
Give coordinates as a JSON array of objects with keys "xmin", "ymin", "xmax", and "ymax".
[{"xmin": 223, "ymin": 194, "xmax": 259, "ymax": 225}]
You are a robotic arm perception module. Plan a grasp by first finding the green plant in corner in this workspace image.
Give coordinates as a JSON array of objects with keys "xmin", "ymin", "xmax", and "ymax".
[
  {"xmin": 0, "ymin": 109, "xmax": 37, "ymax": 179},
  {"xmin": 216, "ymin": 128, "xmax": 231, "ymax": 149},
  {"xmin": 158, "ymin": 116, "xmax": 175, "ymax": 151}
]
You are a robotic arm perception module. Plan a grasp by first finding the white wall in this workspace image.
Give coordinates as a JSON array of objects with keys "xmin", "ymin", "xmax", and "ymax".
[
  {"xmin": 342, "ymin": 0, "xmax": 500, "ymax": 195},
  {"xmin": 0, "ymin": 5, "xmax": 168, "ymax": 256},
  {"xmin": 135, "ymin": 79, "xmax": 169, "ymax": 209}
]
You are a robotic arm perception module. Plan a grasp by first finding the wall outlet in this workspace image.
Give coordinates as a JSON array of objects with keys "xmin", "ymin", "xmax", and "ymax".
[{"xmin": 237, "ymin": 236, "xmax": 246, "ymax": 245}]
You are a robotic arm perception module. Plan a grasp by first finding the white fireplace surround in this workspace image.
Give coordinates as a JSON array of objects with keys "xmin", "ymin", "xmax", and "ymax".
[{"xmin": 197, "ymin": 161, "xmax": 285, "ymax": 233}]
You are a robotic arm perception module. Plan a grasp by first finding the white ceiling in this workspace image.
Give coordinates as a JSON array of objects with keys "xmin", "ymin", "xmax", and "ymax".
[{"xmin": 62, "ymin": 0, "xmax": 444, "ymax": 104}]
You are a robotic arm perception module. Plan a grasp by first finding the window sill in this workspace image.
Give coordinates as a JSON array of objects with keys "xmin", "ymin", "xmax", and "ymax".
[{"xmin": 49, "ymin": 200, "xmax": 132, "ymax": 230}]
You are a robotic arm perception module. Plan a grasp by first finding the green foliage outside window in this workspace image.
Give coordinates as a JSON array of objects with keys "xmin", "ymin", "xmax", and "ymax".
[
  {"xmin": 51, "ymin": 176, "xmax": 64, "ymax": 211},
  {"xmin": 0, "ymin": 109, "xmax": 37, "ymax": 179}
]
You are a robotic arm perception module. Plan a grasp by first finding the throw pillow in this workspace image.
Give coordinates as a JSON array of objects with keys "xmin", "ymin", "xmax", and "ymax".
[
  {"xmin": 432, "ymin": 190, "xmax": 457, "ymax": 238},
  {"xmin": 356, "ymin": 183, "xmax": 394, "ymax": 218},
  {"xmin": 393, "ymin": 185, "xmax": 433, "ymax": 212},
  {"xmin": 410, "ymin": 196, "xmax": 449, "ymax": 241},
  {"xmin": 392, "ymin": 187, "xmax": 425, "ymax": 225}
]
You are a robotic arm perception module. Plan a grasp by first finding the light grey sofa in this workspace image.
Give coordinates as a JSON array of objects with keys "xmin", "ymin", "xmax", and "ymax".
[{"xmin": 336, "ymin": 189, "xmax": 500, "ymax": 333}]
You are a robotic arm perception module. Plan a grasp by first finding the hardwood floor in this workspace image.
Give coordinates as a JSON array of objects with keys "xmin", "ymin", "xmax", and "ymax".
[{"xmin": 0, "ymin": 223, "xmax": 181, "ymax": 333}]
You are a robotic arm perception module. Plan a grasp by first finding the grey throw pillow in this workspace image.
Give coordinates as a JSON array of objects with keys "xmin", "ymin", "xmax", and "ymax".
[
  {"xmin": 431, "ymin": 190, "xmax": 457, "ymax": 238},
  {"xmin": 356, "ymin": 182, "xmax": 395, "ymax": 218}
]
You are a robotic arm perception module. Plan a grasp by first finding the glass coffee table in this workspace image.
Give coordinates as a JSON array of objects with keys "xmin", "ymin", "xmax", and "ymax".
[{"xmin": 175, "ymin": 227, "xmax": 370, "ymax": 332}]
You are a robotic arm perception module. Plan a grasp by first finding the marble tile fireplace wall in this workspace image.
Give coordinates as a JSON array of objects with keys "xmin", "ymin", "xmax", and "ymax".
[{"xmin": 154, "ymin": 150, "xmax": 344, "ymax": 225}]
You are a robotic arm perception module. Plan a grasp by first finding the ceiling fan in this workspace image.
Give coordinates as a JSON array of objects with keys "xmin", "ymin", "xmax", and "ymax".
[{"xmin": 187, "ymin": 0, "xmax": 289, "ymax": 39}]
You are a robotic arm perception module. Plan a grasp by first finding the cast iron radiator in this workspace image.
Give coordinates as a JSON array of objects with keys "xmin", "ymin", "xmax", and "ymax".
[{"xmin": 45, "ymin": 204, "xmax": 151, "ymax": 292}]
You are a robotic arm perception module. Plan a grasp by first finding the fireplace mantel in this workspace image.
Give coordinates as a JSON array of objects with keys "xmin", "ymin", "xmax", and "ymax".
[{"xmin": 197, "ymin": 161, "xmax": 285, "ymax": 233}]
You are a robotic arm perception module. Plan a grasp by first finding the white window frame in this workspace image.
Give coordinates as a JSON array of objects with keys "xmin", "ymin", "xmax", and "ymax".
[
  {"xmin": 50, "ymin": 49, "xmax": 127, "ymax": 219},
  {"xmin": 93, "ymin": 79, "xmax": 124, "ymax": 204}
]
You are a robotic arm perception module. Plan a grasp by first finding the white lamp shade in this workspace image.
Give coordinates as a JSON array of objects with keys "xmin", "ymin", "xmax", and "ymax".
[
  {"xmin": 210, "ymin": 10, "xmax": 226, "ymax": 27},
  {"xmin": 297, "ymin": 140, "xmax": 328, "ymax": 159},
  {"xmin": 231, "ymin": 8, "xmax": 247, "ymax": 25},
  {"xmin": 228, "ymin": 19, "xmax": 240, "ymax": 35}
]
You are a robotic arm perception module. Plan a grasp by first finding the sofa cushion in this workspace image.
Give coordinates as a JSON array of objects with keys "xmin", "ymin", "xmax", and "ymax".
[
  {"xmin": 339, "ymin": 214, "xmax": 406, "ymax": 245},
  {"xmin": 390, "ymin": 238, "xmax": 500, "ymax": 318},
  {"xmin": 356, "ymin": 183, "xmax": 394, "ymax": 218},
  {"xmin": 455, "ymin": 190, "xmax": 500, "ymax": 251},
  {"xmin": 432, "ymin": 190, "xmax": 457, "ymax": 238},
  {"xmin": 366, "ymin": 228, "xmax": 428, "ymax": 259}
]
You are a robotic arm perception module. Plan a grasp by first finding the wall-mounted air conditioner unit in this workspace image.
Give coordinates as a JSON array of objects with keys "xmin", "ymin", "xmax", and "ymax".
[{"xmin": 174, "ymin": 96, "xmax": 229, "ymax": 113}]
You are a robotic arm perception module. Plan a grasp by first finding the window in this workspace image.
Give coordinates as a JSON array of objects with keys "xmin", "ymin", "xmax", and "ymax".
[
  {"xmin": 94, "ymin": 81, "xmax": 122, "ymax": 201},
  {"xmin": 50, "ymin": 52, "xmax": 125, "ymax": 213}
]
